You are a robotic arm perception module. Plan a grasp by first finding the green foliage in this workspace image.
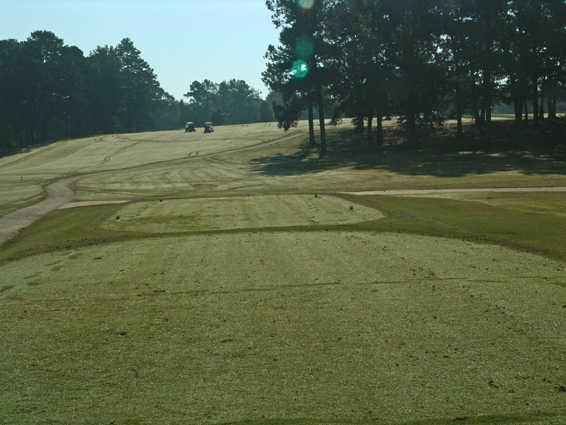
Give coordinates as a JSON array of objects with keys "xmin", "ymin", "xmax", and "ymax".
[
  {"xmin": 265, "ymin": 0, "xmax": 566, "ymax": 147},
  {"xmin": 0, "ymin": 32, "xmax": 274, "ymax": 155},
  {"xmin": 183, "ymin": 79, "xmax": 273, "ymax": 125},
  {"xmin": 0, "ymin": 32, "xmax": 172, "ymax": 152}
]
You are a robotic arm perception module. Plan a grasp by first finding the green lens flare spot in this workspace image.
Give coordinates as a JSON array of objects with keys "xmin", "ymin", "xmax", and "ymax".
[
  {"xmin": 297, "ymin": 0, "xmax": 315, "ymax": 9},
  {"xmin": 295, "ymin": 35, "xmax": 314, "ymax": 60},
  {"xmin": 291, "ymin": 60, "xmax": 309, "ymax": 79}
]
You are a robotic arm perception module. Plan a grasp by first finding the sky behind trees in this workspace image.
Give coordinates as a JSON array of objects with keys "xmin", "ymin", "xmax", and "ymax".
[{"xmin": 0, "ymin": 0, "xmax": 279, "ymax": 99}]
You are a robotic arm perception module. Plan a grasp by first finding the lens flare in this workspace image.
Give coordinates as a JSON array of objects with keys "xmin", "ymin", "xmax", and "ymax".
[
  {"xmin": 295, "ymin": 35, "xmax": 314, "ymax": 60},
  {"xmin": 297, "ymin": 0, "xmax": 315, "ymax": 10},
  {"xmin": 291, "ymin": 60, "xmax": 309, "ymax": 79}
]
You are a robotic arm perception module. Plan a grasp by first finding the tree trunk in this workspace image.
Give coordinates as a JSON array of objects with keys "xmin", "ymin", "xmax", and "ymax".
[
  {"xmin": 367, "ymin": 115, "xmax": 373, "ymax": 140},
  {"xmin": 456, "ymin": 85, "xmax": 464, "ymax": 137},
  {"xmin": 407, "ymin": 109, "xmax": 417, "ymax": 145},
  {"xmin": 474, "ymin": 106, "xmax": 481, "ymax": 126},
  {"xmin": 308, "ymin": 101, "xmax": 316, "ymax": 146},
  {"xmin": 548, "ymin": 96, "xmax": 557, "ymax": 119},
  {"xmin": 376, "ymin": 113, "xmax": 384, "ymax": 146},
  {"xmin": 532, "ymin": 76, "xmax": 539, "ymax": 124},
  {"xmin": 318, "ymin": 88, "xmax": 327, "ymax": 157},
  {"xmin": 539, "ymin": 90, "xmax": 544, "ymax": 121},
  {"xmin": 524, "ymin": 103, "xmax": 529, "ymax": 121},
  {"xmin": 456, "ymin": 87, "xmax": 463, "ymax": 137},
  {"xmin": 355, "ymin": 115, "xmax": 365, "ymax": 132},
  {"xmin": 514, "ymin": 98, "xmax": 522, "ymax": 122},
  {"xmin": 484, "ymin": 69, "xmax": 492, "ymax": 123}
]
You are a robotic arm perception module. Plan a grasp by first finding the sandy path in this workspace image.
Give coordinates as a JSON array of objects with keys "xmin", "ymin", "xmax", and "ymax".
[{"xmin": 0, "ymin": 176, "xmax": 78, "ymax": 244}]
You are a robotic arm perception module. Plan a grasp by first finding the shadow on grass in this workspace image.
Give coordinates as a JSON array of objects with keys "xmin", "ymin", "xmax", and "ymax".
[
  {"xmin": 218, "ymin": 411, "xmax": 558, "ymax": 425},
  {"xmin": 250, "ymin": 120, "xmax": 566, "ymax": 178}
]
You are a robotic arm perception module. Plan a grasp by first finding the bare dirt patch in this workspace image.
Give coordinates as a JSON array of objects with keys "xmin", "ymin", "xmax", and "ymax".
[{"xmin": 0, "ymin": 176, "xmax": 78, "ymax": 245}]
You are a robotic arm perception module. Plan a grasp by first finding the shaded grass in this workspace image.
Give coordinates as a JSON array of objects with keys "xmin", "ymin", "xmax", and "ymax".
[
  {"xmin": 0, "ymin": 204, "xmax": 144, "ymax": 262},
  {"xmin": 220, "ymin": 412, "xmax": 560, "ymax": 425},
  {"xmin": 72, "ymin": 120, "xmax": 566, "ymax": 204},
  {"xmin": 427, "ymin": 192, "xmax": 566, "ymax": 217},
  {"xmin": 251, "ymin": 120, "xmax": 566, "ymax": 186},
  {"xmin": 397, "ymin": 412, "xmax": 557, "ymax": 425},
  {"xmin": 342, "ymin": 194, "xmax": 566, "ymax": 265}
]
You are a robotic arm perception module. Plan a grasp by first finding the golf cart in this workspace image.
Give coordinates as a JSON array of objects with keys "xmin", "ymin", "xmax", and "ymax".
[
  {"xmin": 203, "ymin": 122, "xmax": 214, "ymax": 134},
  {"xmin": 185, "ymin": 122, "xmax": 196, "ymax": 133}
]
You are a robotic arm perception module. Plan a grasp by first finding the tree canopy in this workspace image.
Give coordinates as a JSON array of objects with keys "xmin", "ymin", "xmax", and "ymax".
[
  {"xmin": 184, "ymin": 79, "xmax": 273, "ymax": 125},
  {"xmin": 264, "ymin": 0, "xmax": 566, "ymax": 152},
  {"xmin": 0, "ymin": 32, "xmax": 273, "ymax": 154}
]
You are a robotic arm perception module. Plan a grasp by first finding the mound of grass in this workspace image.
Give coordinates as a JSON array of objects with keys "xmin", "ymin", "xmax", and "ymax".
[
  {"xmin": 102, "ymin": 195, "xmax": 383, "ymax": 234},
  {"xmin": 3, "ymin": 192, "xmax": 566, "ymax": 266}
]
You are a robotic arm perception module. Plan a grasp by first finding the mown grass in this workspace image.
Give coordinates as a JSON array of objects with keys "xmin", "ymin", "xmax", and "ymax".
[
  {"xmin": 0, "ymin": 204, "xmax": 139, "ymax": 262},
  {"xmin": 1, "ymin": 121, "xmax": 565, "ymax": 425},
  {"xmin": 214, "ymin": 412, "xmax": 558, "ymax": 425},
  {"xmin": 0, "ymin": 122, "xmax": 303, "ymax": 214},
  {"xmin": 428, "ymin": 191, "xmax": 566, "ymax": 217},
  {"xmin": 0, "ymin": 180, "xmax": 46, "ymax": 216},
  {"xmin": 1, "ymin": 231, "xmax": 565, "ymax": 425},
  {"xmin": 343, "ymin": 194, "xmax": 566, "ymax": 265},
  {"xmin": 3, "ymin": 192, "xmax": 566, "ymax": 268}
]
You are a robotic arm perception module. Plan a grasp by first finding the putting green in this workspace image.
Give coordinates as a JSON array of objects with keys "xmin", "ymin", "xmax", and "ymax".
[
  {"xmin": 103, "ymin": 195, "xmax": 384, "ymax": 233},
  {"xmin": 1, "ymin": 232, "xmax": 565, "ymax": 425}
]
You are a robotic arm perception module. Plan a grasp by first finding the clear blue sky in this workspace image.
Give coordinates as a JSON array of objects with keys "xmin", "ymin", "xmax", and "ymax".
[{"xmin": 1, "ymin": 0, "xmax": 279, "ymax": 99}]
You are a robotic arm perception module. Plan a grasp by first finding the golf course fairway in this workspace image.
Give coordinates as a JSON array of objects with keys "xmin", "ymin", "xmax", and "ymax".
[{"xmin": 1, "ymin": 122, "xmax": 565, "ymax": 425}]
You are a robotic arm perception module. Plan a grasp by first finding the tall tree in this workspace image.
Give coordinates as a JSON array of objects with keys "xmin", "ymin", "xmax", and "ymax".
[
  {"xmin": 116, "ymin": 38, "xmax": 164, "ymax": 132},
  {"xmin": 87, "ymin": 46, "xmax": 123, "ymax": 134},
  {"xmin": 265, "ymin": 0, "xmax": 332, "ymax": 155}
]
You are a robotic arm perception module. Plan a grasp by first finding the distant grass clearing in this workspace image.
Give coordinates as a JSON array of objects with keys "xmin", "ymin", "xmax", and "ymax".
[{"xmin": 103, "ymin": 195, "xmax": 383, "ymax": 233}]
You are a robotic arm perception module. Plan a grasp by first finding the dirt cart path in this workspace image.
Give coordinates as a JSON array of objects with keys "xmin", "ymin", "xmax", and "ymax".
[
  {"xmin": 0, "ymin": 177, "xmax": 78, "ymax": 245},
  {"xmin": 0, "ymin": 132, "xmax": 305, "ymax": 246},
  {"xmin": 3, "ymin": 177, "xmax": 566, "ymax": 247}
]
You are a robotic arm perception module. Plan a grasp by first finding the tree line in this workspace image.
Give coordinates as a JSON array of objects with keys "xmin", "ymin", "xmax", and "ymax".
[
  {"xmin": 263, "ymin": 0, "xmax": 566, "ymax": 155},
  {"xmin": 0, "ymin": 31, "xmax": 274, "ymax": 154},
  {"xmin": 185, "ymin": 79, "xmax": 274, "ymax": 125}
]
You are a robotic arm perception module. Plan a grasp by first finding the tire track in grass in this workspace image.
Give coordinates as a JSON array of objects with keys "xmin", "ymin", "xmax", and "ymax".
[{"xmin": 0, "ymin": 132, "xmax": 305, "ymax": 246}]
